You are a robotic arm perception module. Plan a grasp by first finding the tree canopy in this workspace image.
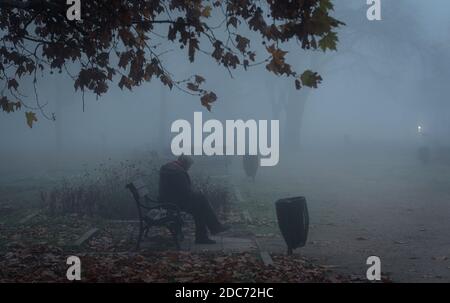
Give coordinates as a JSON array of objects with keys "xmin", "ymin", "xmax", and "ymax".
[{"xmin": 0, "ymin": 0, "xmax": 343, "ymax": 126}]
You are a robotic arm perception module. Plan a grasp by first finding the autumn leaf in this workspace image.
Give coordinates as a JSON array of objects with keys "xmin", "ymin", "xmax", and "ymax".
[
  {"xmin": 200, "ymin": 92, "xmax": 217, "ymax": 111},
  {"xmin": 1, "ymin": 97, "xmax": 21, "ymax": 113},
  {"xmin": 160, "ymin": 74, "xmax": 173, "ymax": 89},
  {"xmin": 318, "ymin": 32, "xmax": 338, "ymax": 51},
  {"xmin": 299, "ymin": 70, "xmax": 322, "ymax": 88},
  {"xmin": 8, "ymin": 79, "xmax": 19, "ymax": 91},
  {"xmin": 25, "ymin": 112, "xmax": 37, "ymax": 128},
  {"xmin": 118, "ymin": 75, "xmax": 133, "ymax": 90},
  {"xmin": 201, "ymin": 5, "xmax": 212, "ymax": 18},
  {"xmin": 264, "ymin": 44, "xmax": 294, "ymax": 76},
  {"xmin": 227, "ymin": 16, "xmax": 238, "ymax": 28},
  {"xmin": 187, "ymin": 82, "xmax": 199, "ymax": 91},
  {"xmin": 211, "ymin": 41, "xmax": 224, "ymax": 61},
  {"xmin": 235, "ymin": 35, "xmax": 250, "ymax": 53},
  {"xmin": 194, "ymin": 75, "xmax": 205, "ymax": 84},
  {"xmin": 266, "ymin": 44, "xmax": 288, "ymax": 66}
]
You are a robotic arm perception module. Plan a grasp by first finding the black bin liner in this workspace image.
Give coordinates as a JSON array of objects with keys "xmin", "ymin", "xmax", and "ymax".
[{"xmin": 275, "ymin": 196, "xmax": 309, "ymax": 255}]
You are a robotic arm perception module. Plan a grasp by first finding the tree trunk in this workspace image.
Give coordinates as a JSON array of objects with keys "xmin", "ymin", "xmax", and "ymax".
[
  {"xmin": 159, "ymin": 88, "xmax": 168, "ymax": 153},
  {"xmin": 282, "ymin": 53, "xmax": 326, "ymax": 153},
  {"xmin": 284, "ymin": 88, "xmax": 310, "ymax": 151}
]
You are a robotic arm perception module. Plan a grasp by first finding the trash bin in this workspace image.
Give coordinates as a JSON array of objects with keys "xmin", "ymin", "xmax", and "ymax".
[{"xmin": 275, "ymin": 196, "xmax": 309, "ymax": 255}]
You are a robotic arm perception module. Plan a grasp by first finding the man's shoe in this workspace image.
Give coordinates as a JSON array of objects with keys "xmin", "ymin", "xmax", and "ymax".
[
  {"xmin": 210, "ymin": 224, "xmax": 231, "ymax": 235},
  {"xmin": 195, "ymin": 238, "xmax": 217, "ymax": 244}
]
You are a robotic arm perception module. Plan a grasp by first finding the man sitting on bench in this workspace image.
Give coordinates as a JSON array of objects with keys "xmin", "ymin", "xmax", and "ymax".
[{"xmin": 158, "ymin": 155, "xmax": 230, "ymax": 244}]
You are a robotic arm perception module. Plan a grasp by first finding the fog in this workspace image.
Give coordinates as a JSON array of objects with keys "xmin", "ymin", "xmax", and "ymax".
[
  {"xmin": 1, "ymin": 0, "xmax": 450, "ymax": 282},
  {"xmin": 2, "ymin": 0, "xmax": 450, "ymax": 176}
]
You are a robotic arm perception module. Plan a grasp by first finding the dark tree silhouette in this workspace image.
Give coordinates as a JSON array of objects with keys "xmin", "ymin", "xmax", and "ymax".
[{"xmin": 0, "ymin": 0, "xmax": 343, "ymax": 126}]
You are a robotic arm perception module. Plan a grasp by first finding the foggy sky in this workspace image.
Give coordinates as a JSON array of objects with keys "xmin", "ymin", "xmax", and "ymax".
[{"xmin": 1, "ymin": 0, "xmax": 450, "ymax": 173}]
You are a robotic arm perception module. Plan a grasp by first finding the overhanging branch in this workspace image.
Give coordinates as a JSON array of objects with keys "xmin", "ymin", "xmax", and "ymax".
[{"xmin": 0, "ymin": 0, "xmax": 63, "ymax": 10}]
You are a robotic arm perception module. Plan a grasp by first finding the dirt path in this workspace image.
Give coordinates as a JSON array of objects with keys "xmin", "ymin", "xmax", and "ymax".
[{"xmin": 233, "ymin": 153, "xmax": 450, "ymax": 282}]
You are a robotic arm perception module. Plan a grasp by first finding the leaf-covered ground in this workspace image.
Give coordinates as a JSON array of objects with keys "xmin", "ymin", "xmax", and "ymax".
[
  {"xmin": 0, "ymin": 209, "xmax": 353, "ymax": 283},
  {"xmin": 0, "ymin": 158, "xmax": 354, "ymax": 283},
  {"xmin": 0, "ymin": 244, "xmax": 350, "ymax": 283}
]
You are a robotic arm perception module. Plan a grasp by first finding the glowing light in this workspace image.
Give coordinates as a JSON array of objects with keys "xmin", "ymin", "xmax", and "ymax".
[{"xmin": 418, "ymin": 125, "xmax": 422, "ymax": 133}]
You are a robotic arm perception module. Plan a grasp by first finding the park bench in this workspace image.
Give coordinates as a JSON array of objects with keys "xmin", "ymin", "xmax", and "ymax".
[{"xmin": 126, "ymin": 178, "xmax": 184, "ymax": 250}]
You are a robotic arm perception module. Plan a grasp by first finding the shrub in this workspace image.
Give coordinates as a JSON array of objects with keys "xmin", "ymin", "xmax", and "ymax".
[
  {"xmin": 40, "ymin": 154, "xmax": 233, "ymax": 220},
  {"xmin": 193, "ymin": 176, "xmax": 232, "ymax": 217},
  {"xmin": 41, "ymin": 155, "xmax": 160, "ymax": 219}
]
